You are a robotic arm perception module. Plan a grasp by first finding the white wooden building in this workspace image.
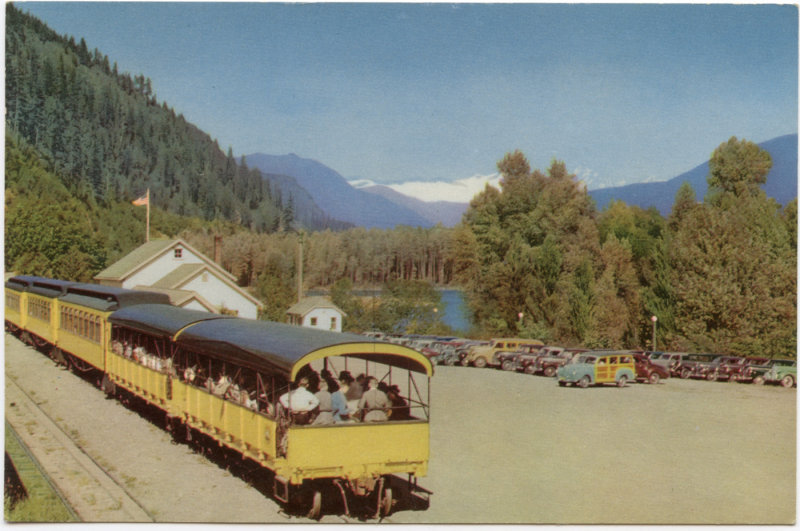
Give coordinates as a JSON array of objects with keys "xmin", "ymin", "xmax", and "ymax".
[
  {"xmin": 94, "ymin": 239, "xmax": 262, "ymax": 319},
  {"xmin": 286, "ymin": 296, "xmax": 346, "ymax": 332}
]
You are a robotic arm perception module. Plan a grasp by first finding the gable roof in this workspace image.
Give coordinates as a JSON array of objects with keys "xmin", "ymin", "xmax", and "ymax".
[
  {"xmin": 94, "ymin": 239, "xmax": 235, "ymax": 283},
  {"xmin": 151, "ymin": 263, "xmax": 206, "ymax": 289},
  {"xmin": 133, "ymin": 285, "xmax": 218, "ymax": 313},
  {"xmin": 150, "ymin": 263, "xmax": 263, "ymax": 309},
  {"xmin": 286, "ymin": 296, "xmax": 346, "ymax": 318}
]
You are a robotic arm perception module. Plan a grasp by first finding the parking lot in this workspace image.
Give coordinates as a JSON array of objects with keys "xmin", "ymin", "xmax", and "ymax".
[{"xmin": 393, "ymin": 365, "xmax": 795, "ymax": 524}]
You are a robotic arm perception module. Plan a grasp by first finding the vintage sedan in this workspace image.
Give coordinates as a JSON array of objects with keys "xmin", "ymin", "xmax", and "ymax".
[
  {"xmin": 534, "ymin": 348, "xmax": 588, "ymax": 377},
  {"xmin": 633, "ymin": 353, "xmax": 670, "ymax": 384},
  {"xmin": 648, "ymin": 352, "xmax": 686, "ymax": 377},
  {"xmin": 675, "ymin": 353, "xmax": 721, "ymax": 379},
  {"xmin": 747, "ymin": 359, "xmax": 797, "ymax": 388},
  {"xmin": 557, "ymin": 351, "xmax": 636, "ymax": 388}
]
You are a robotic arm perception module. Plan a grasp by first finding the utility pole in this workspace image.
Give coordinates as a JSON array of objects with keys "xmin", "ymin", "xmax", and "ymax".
[
  {"xmin": 297, "ymin": 231, "xmax": 304, "ymax": 303},
  {"xmin": 651, "ymin": 315, "xmax": 658, "ymax": 351}
]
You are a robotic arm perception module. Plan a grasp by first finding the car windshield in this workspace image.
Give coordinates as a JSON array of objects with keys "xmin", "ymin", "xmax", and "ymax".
[{"xmin": 577, "ymin": 355, "xmax": 597, "ymax": 364}]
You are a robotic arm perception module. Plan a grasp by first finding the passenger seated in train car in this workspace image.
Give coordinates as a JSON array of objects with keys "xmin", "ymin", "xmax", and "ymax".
[
  {"xmin": 124, "ymin": 341, "xmax": 133, "ymax": 359},
  {"xmin": 358, "ymin": 376, "xmax": 390, "ymax": 422},
  {"xmin": 327, "ymin": 378, "xmax": 349, "ymax": 423},
  {"xmin": 338, "ymin": 371, "xmax": 361, "ymax": 417},
  {"xmin": 183, "ymin": 365, "xmax": 197, "ymax": 384},
  {"xmin": 163, "ymin": 357, "xmax": 176, "ymax": 377},
  {"xmin": 387, "ymin": 385, "xmax": 411, "ymax": 421},
  {"xmin": 212, "ymin": 374, "xmax": 232, "ymax": 397},
  {"xmin": 312, "ymin": 379, "xmax": 334, "ymax": 425},
  {"xmin": 244, "ymin": 390, "xmax": 258, "ymax": 411},
  {"xmin": 278, "ymin": 376, "xmax": 320, "ymax": 425},
  {"xmin": 258, "ymin": 387, "xmax": 275, "ymax": 417},
  {"xmin": 112, "ymin": 340, "xmax": 123, "ymax": 356}
]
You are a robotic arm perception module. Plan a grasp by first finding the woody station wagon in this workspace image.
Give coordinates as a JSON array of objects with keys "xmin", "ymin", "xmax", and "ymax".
[{"xmin": 557, "ymin": 351, "xmax": 636, "ymax": 388}]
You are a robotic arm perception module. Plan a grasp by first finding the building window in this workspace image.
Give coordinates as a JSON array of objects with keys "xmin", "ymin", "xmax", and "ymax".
[
  {"xmin": 330, "ymin": 317, "xmax": 337, "ymax": 330},
  {"xmin": 310, "ymin": 317, "xmax": 318, "ymax": 326},
  {"xmin": 174, "ymin": 248, "xmax": 183, "ymax": 259}
]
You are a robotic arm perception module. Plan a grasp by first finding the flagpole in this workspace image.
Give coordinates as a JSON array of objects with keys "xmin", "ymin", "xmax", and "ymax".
[{"xmin": 146, "ymin": 188, "xmax": 150, "ymax": 242}]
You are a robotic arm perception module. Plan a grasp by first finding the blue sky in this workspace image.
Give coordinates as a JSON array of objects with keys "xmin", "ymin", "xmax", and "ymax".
[{"xmin": 17, "ymin": 2, "xmax": 798, "ymax": 191}]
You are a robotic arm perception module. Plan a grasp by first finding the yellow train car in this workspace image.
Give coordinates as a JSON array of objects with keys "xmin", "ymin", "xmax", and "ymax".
[
  {"xmin": 4, "ymin": 275, "xmax": 35, "ymax": 332},
  {"xmin": 109, "ymin": 304, "xmax": 433, "ymax": 519},
  {"xmin": 7, "ymin": 277, "xmax": 78, "ymax": 349},
  {"xmin": 56, "ymin": 284, "xmax": 171, "ymax": 373}
]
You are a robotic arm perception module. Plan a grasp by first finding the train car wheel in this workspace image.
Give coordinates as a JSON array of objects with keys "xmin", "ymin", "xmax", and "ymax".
[
  {"xmin": 101, "ymin": 374, "xmax": 117, "ymax": 396},
  {"xmin": 307, "ymin": 490, "xmax": 322, "ymax": 520},
  {"xmin": 50, "ymin": 347, "xmax": 67, "ymax": 367},
  {"xmin": 379, "ymin": 487, "xmax": 393, "ymax": 518}
]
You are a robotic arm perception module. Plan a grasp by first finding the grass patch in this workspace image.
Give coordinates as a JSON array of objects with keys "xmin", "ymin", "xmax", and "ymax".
[{"xmin": 5, "ymin": 424, "xmax": 77, "ymax": 522}]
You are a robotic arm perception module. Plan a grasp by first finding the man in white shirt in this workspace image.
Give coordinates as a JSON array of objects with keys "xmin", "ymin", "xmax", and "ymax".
[{"xmin": 279, "ymin": 377, "xmax": 320, "ymax": 425}]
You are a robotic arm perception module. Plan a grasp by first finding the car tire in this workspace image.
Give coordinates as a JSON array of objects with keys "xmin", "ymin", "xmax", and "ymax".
[
  {"xmin": 445, "ymin": 357, "xmax": 456, "ymax": 366},
  {"xmin": 680, "ymin": 368, "xmax": 691, "ymax": 379},
  {"xmin": 617, "ymin": 375, "xmax": 628, "ymax": 388},
  {"xmin": 473, "ymin": 357, "xmax": 487, "ymax": 369},
  {"xmin": 543, "ymin": 366, "xmax": 557, "ymax": 378},
  {"xmin": 752, "ymin": 375, "xmax": 765, "ymax": 385},
  {"xmin": 577, "ymin": 376, "xmax": 590, "ymax": 389},
  {"xmin": 558, "ymin": 381, "xmax": 567, "ymax": 387},
  {"xmin": 460, "ymin": 358, "xmax": 470, "ymax": 367},
  {"xmin": 648, "ymin": 372, "xmax": 660, "ymax": 385},
  {"xmin": 706, "ymin": 372, "xmax": 717, "ymax": 382},
  {"xmin": 501, "ymin": 360, "xmax": 515, "ymax": 371},
  {"xmin": 781, "ymin": 375, "xmax": 795, "ymax": 388},
  {"xmin": 523, "ymin": 364, "xmax": 536, "ymax": 375}
]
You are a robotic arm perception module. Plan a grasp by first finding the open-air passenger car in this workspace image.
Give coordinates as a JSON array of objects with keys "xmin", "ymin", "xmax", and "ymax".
[{"xmin": 109, "ymin": 303, "xmax": 432, "ymax": 519}]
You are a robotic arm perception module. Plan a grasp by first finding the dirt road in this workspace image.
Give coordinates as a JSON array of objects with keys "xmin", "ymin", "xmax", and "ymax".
[{"xmin": 5, "ymin": 333, "xmax": 795, "ymax": 523}]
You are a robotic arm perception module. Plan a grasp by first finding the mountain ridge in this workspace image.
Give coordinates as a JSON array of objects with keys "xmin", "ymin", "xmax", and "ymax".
[
  {"xmin": 245, "ymin": 153, "xmax": 434, "ymax": 229},
  {"xmin": 248, "ymin": 134, "xmax": 796, "ymax": 229}
]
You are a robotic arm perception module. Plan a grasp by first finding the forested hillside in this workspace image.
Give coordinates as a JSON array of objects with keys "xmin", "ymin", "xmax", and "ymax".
[{"xmin": 4, "ymin": 3, "xmax": 346, "ymax": 233}]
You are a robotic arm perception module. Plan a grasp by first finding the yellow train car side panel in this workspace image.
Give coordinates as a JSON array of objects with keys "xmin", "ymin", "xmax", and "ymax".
[
  {"xmin": 280, "ymin": 422, "xmax": 429, "ymax": 483},
  {"xmin": 25, "ymin": 293, "xmax": 56, "ymax": 343},
  {"xmin": 57, "ymin": 307, "xmax": 108, "ymax": 369},
  {"xmin": 106, "ymin": 352, "xmax": 169, "ymax": 407},
  {"xmin": 172, "ymin": 380, "xmax": 277, "ymax": 462},
  {"xmin": 4, "ymin": 289, "xmax": 25, "ymax": 330}
]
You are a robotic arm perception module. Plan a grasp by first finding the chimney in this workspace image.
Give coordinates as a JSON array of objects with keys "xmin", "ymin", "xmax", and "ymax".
[{"xmin": 214, "ymin": 235, "xmax": 222, "ymax": 265}]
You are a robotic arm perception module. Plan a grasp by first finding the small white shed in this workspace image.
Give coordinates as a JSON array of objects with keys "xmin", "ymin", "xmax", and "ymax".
[{"xmin": 286, "ymin": 297, "xmax": 346, "ymax": 332}]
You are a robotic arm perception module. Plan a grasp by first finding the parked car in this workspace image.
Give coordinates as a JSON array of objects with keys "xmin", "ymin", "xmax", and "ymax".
[
  {"xmin": 446, "ymin": 340, "xmax": 488, "ymax": 366},
  {"xmin": 648, "ymin": 352, "xmax": 686, "ymax": 377},
  {"xmin": 496, "ymin": 346, "xmax": 532, "ymax": 372},
  {"xmin": 533, "ymin": 348, "xmax": 588, "ymax": 377},
  {"xmin": 428, "ymin": 340, "xmax": 470, "ymax": 366},
  {"xmin": 711, "ymin": 356, "xmax": 769, "ymax": 382},
  {"xmin": 701, "ymin": 355, "xmax": 744, "ymax": 381},
  {"xmin": 461, "ymin": 338, "xmax": 544, "ymax": 368},
  {"xmin": 557, "ymin": 351, "xmax": 636, "ymax": 388},
  {"xmin": 633, "ymin": 353, "xmax": 670, "ymax": 384},
  {"xmin": 746, "ymin": 359, "xmax": 797, "ymax": 388},
  {"xmin": 675, "ymin": 353, "xmax": 721, "ymax": 379}
]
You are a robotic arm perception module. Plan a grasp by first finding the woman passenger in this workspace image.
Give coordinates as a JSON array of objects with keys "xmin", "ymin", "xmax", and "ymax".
[
  {"xmin": 327, "ymin": 378, "xmax": 349, "ymax": 422},
  {"xmin": 312, "ymin": 379, "xmax": 334, "ymax": 425}
]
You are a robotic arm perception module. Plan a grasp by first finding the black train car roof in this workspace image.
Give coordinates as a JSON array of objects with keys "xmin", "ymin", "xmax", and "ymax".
[
  {"xmin": 110, "ymin": 304, "xmax": 233, "ymax": 338},
  {"xmin": 7, "ymin": 276, "xmax": 79, "ymax": 298},
  {"xmin": 175, "ymin": 317, "xmax": 432, "ymax": 380},
  {"xmin": 61, "ymin": 284, "xmax": 172, "ymax": 311}
]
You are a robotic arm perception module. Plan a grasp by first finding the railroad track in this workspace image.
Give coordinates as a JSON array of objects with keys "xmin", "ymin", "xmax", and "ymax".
[{"xmin": 5, "ymin": 375, "xmax": 154, "ymax": 522}]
